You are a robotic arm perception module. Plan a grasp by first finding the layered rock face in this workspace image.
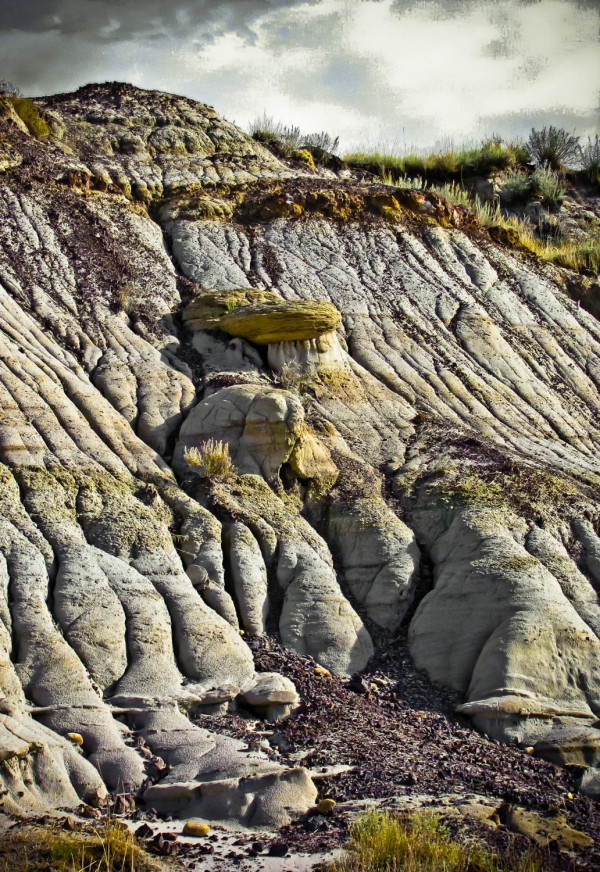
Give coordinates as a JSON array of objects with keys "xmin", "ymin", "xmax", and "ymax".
[{"xmin": 1, "ymin": 82, "xmax": 600, "ymax": 819}]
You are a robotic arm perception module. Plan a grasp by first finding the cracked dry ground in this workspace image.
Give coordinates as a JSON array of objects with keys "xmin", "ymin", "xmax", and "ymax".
[{"xmin": 1, "ymin": 82, "xmax": 600, "ymax": 868}]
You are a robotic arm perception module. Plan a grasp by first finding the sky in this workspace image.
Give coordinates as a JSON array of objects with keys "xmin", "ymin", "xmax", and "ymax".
[{"xmin": 0, "ymin": 0, "xmax": 598, "ymax": 153}]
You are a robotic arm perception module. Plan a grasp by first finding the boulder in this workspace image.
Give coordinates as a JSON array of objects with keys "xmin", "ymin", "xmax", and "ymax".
[{"xmin": 240, "ymin": 672, "xmax": 300, "ymax": 721}]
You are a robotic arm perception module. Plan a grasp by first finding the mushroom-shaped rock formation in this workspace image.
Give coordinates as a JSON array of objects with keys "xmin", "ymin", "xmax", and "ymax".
[
  {"xmin": 183, "ymin": 289, "xmax": 346, "ymax": 375},
  {"xmin": 219, "ymin": 299, "xmax": 341, "ymax": 345}
]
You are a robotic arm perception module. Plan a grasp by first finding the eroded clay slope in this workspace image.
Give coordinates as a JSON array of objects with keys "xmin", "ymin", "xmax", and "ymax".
[{"xmin": 1, "ymin": 82, "xmax": 600, "ymax": 816}]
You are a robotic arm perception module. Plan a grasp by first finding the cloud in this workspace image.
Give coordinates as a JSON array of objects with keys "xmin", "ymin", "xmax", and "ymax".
[
  {"xmin": 0, "ymin": 0, "xmax": 597, "ymax": 151},
  {"xmin": 0, "ymin": 0, "xmax": 309, "ymax": 42}
]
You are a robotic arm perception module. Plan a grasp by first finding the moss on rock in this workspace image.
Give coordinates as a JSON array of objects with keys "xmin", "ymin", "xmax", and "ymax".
[{"xmin": 182, "ymin": 288, "xmax": 281, "ymax": 331}]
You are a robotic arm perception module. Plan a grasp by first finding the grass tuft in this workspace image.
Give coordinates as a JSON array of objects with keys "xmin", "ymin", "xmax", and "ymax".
[
  {"xmin": 184, "ymin": 440, "xmax": 236, "ymax": 482},
  {"xmin": 4, "ymin": 819, "xmax": 152, "ymax": 872},
  {"xmin": 579, "ymin": 134, "xmax": 600, "ymax": 183},
  {"xmin": 526, "ymin": 125, "xmax": 580, "ymax": 170},
  {"xmin": 530, "ymin": 165, "xmax": 565, "ymax": 209}
]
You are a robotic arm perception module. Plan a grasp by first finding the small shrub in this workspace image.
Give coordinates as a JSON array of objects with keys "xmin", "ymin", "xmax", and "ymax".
[
  {"xmin": 117, "ymin": 284, "xmax": 136, "ymax": 313},
  {"xmin": 500, "ymin": 171, "xmax": 532, "ymax": 204},
  {"xmin": 530, "ymin": 165, "xmax": 565, "ymax": 208},
  {"xmin": 293, "ymin": 148, "xmax": 316, "ymax": 170},
  {"xmin": 250, "ymin": 113, "xmax": 339, "ymax": 163},
  {"xmin": 302, "ymin": 131, "xmax": 340, "ymax": 155},
  {"xmin": 579, "ymin": 134, "xmax": 600, "ymax": 183},
  {"xmin": 9, "ymin": 95, "xmax": 49, "ymax": 138},
  {"xmin": 526, "ymin": 125, "xmax": 580, "ymax": 169},
  {"xmin": 432, "ymin": 181, "xmax": 472, "ymax": 209},
  {"xmin": 184, "ymin": 440, "xmax": 236, "ymax": 482}
]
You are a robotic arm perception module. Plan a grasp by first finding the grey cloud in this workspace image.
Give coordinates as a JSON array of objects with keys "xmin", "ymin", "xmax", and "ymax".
[
  {"xmin": 389, "ymin": 0, "xmax": 578, "ymax": 16},
  {"xmin": 0, "ymin": 0, "xmax": 318, "ymax": 43}
]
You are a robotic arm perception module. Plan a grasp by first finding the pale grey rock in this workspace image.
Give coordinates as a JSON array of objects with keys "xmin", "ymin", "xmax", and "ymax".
[
  {"xmin": 132, "ymin": 704, "xmax": 316, "ymax": 828},
  {"xmin": 328, "ymin": 496, "xmax": 420, "ymax": 630},
  {"xmin": 409, "ymin": 503, "xmax": 600, "ymax": 746},
  {"xmin": 579, "ymin": 767, "xmax": 600, "ymax": 796},
  {"xmin": 225, "ymin": 522, "xmax": 269, "ymax": 635},
  {"xmin": 241, "ymin": 672, "xmax": 299, "ymax": 706},
  {"xmin": 277, "ymin": 540, "xmax": 374, "ymax": 676},
  {"xmin": 267, "ymin": 330, "xmax": 347, "ymax": 373},
  {"xmin": 174, "ymin": 384, "xmax": 304, "ymax": 486},
  {"xmin": 240, "ymin": 672, "xmax": 300, "ymax": 721},
  {"xmin": 192, "ymin": 330, "xmax": 264, "ymax": 375},
  {"xmin": 3, "ymin": 82, "xmax": 600, "ymax": 813}
]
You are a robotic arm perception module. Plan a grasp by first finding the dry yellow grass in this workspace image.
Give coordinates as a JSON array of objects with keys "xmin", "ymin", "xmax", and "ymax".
[{"xmin": 184, "ymin": 439, "xmax": 236, "ymax": 481}]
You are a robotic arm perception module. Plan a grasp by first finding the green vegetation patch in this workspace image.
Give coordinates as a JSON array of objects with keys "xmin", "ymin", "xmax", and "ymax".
[
  {"xmin": 9, "ymin": 95, "xmax": 49, "ymax": 138},
  {"xmin": 329, "ymin": 810, "xmax": 542, "ymax": 872},
  {"xmin": 424, "ymin": 459, "xmax": 582, "ymax": 522},
  {"xmin": 345, "ymin": 139, "xmax": 526, "ymax": 184},
  {"xmin": 184, "ymin": 440, "xmax": 236, "ymax": 483}
]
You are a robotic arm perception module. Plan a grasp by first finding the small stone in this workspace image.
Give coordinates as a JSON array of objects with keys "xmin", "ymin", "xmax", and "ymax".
[
  {"xmin": 66, "ymin": 732, "xmax": 84, "ymax": 745},
  {"xmin": 268, "ymin": 840, "xmax": 289, "ymax": 857},
  {"xmin": 79, "ymin": 804, "xmax": 102, "ymax": 819},
  {"xmin": 316, "ymin": 798, "xmax": 336, "ymax": 814},
  {"xmin": 525, "ymin": 746, "xmax": 534, "ymax": 754},
  {"xmin": 348, "ymin": 676, "xmax": 370, "ymax": 695},
  {"xmin": 182, "ymin": 821, "xmax": 210, "ymax": 837}
]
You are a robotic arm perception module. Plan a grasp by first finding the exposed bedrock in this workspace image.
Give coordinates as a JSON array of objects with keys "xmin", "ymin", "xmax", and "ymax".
[
  {"xmin": 2, "ymin": 82, "xmax": 600, "ymax": 814},
  {"xmin": 174, "ymin": 385, "xmax": 375, "ymax": 673}
]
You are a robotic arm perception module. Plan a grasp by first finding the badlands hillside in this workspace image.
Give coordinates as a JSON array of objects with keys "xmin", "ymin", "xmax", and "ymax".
[{"xmin": 1, "ymin": 82, "xmax": 600, "ymax": 867}]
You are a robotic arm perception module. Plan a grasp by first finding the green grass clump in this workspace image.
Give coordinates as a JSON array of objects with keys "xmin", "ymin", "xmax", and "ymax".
[
  {"xmin": 48, "ymin": 822, "xmax": 139, "ymax": 870},
  {"xmin": 530, "ymin": 165, "xmax": 565, "ymax": 209},
  {"xmin": 579, "ymin": 135, "xmax": 600, "ymax": 183},
  {"xmin": 6, "ymin": 820, "xmax": 151, "ymax": 871},
  {"xmin": 500, "ymin": 171, "xmax": 532, "ymax": 204},
  {"xmin": 9, "ymin": 95, "xmax": 49, "ymax": 138},
  {"xmin": 330, "ymin": 811, "xmax": 542, "ymax": 872}
]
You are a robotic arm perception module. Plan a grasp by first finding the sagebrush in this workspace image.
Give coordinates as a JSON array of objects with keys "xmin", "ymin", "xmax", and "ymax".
[{"xmin": 526, "ymin": 125, "xmax": 580, "ymax": 169}]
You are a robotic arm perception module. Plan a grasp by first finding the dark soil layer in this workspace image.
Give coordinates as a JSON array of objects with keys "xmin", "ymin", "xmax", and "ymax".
[{"xmin": 192, "ymin": 633, "xmax": 600, "ymax": 870}]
